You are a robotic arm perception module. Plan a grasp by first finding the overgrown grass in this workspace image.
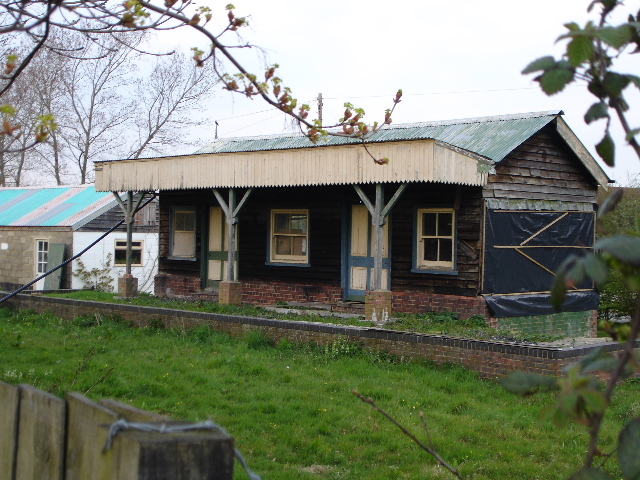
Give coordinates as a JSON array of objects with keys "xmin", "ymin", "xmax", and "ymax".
[
  {"xmin": 45, "ymin": 291, "xmax": 561, "ymax": 343},
  {"xmin": 1, "ymin": 307, "xmax": 638, "ymax": 479}
]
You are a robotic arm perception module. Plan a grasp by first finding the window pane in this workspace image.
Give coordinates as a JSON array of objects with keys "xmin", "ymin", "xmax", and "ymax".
[
  {"xmin": 114, "ymin": 250, "xmax": 126, "ymax": 264},
  {"xmin": 290, "ymin": 214, "xmax": 307, "ymax": 234},
  {"xmin": 440, "ymin": 238, "xmax": 453, "ymax": 262},
  {"xmin": 173, "ymin": 232, "xmax": 195, "ymax": 257},
  {"xmin": 275, "ymin": 235, "xmax": 291, "ymax": 255},
  {"xmin": 422, "ymin": 213, "xmax": 436, "ymax": 236},
  {"xmin": 274, "ymin": 214, "xmax": 290, "ymax": 234},
  {"xmin": 175, "ymin": 211, "xmax": 195, "ymax": 231},
  {"xmin": 291, "ymin": 237, "xmax": 306, "ymax": 256},
  {"xmin": 423, "ymin": 238, "xmax": 438, "ymax": 261},
  {"xmin": 438, "ymin": 213, "xmax": 453, "ymax": 236}
]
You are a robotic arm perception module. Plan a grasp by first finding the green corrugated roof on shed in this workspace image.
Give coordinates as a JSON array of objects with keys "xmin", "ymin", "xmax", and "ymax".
[
  {"xmin": 194, "ymin": 110, "xmax": 560, "ymax": 162},
  {"xmin": 0, "ymin": 185, "xmax": 117, "ymax": 228}
]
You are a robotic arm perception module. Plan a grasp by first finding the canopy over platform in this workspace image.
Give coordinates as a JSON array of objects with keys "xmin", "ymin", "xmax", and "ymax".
[{"xmin": 94, "ymin": 111, "xmax": 609, "ymax": 192}]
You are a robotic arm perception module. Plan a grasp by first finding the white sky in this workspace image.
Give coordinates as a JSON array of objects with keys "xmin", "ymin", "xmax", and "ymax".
[{"xmin": 154, "ymin": 0, "xmax": 640, "ymax": 184}]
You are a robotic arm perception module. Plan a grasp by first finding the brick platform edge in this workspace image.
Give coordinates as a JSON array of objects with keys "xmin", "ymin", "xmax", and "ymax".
[
  {"xmin": 8, "ymin": 293, "xmax": 636, "ymax": 379},
  {"xmin": 154, "ymin": 275, "xmax": 489, "ymax": 320}
]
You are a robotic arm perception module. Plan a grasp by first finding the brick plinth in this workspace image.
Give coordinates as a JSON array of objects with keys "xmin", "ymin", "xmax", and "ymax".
[
  {"xmin": 219, "ymin": 281, "xmax": 242, "ymax": 305},
  {"xmin": 117, "ymin": 275, "xmax": 138, "ymax": 298},
  {"xmin": 154, "ymin": 274, "xmax": 201, "ymax": 298},
  {"xmin": 366, "ymin": 290, "xmax": 393, "ymax": 323}
]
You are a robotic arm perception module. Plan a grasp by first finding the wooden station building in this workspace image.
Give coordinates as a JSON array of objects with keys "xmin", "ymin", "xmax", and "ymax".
[{"xmin": 94, "ymin": 111, "xmax": 610, "ymax": 336}]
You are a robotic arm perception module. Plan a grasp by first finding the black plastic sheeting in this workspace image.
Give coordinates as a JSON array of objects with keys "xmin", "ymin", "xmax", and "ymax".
[
  {"xmin": 484, "ymin": 291, "xmax": 599, "ymax": 317},
  {"xmin": 482, "ymin": 209, "xmax": 596, "ymax": 316}
]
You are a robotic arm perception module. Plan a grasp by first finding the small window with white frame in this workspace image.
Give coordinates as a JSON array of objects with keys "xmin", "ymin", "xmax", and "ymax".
[
  {"xmin": 36, "ymin": 239, "xmax": 49, "ymax": 274},
  {"xmin": 416, "ymin": 208, "xmax": 456, "ymax": 270},
  {"xmin": 114, "ymin": 240, "xmax": 143, "ymax": 266},
  {"xmin": 170, "ymin": 207, "xmax": 197, "ymax": 259},
  {"xmin": 270, "ymin": 209, "xmax": 309, "ymax": 264}
]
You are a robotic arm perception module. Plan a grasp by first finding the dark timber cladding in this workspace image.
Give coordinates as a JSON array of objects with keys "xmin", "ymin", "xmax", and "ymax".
[
  {"xmin": 484, "ymin": 123, "xmax": 598, "ymax": 204},
  {"xmin": 157, "ymin": 184, "xmax": 483, "ymax": 296}
]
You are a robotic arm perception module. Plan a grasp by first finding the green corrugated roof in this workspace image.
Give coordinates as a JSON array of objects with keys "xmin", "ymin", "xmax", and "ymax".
[{"xmin": 194, "ymin": 110, "xmax": 561, "ymax": 162}]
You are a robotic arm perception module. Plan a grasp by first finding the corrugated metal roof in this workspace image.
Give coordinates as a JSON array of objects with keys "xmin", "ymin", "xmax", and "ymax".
[
  {"xmin": 0, "ymin": 185, "xmax": 117, "ymax": 229},
  {"xmin": 193, "ymin": 110, "xmax": 561, "ymax": 162}
]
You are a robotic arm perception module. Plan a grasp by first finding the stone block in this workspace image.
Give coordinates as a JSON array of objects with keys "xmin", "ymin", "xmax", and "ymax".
[
  {"xmin": 219, "ymin": 281, "xmax": 242, "ymax": 305},
  {"xmin": 117, "ymin": 275, "xmax": 138, "ymax": 298}
]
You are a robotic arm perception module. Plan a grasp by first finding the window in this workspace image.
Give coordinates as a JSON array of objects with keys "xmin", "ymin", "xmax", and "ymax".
[
  {"xmin": 270, "ymin": 209, "xmax": 309, "ymax": 264},
  {"xmin": 36, "ymin": 240, "xmax": 49, "ymax": 274},
  {"xmin": 416, "ymin": 208, "xmax": 456, "ymax": 270},
  {"xmin": 171, "ymin": 208, "xmax": 196, "ymax": 258},
  {"xmin": 114, "ymin": 240, "xmax": 143, "ymax": 266}
]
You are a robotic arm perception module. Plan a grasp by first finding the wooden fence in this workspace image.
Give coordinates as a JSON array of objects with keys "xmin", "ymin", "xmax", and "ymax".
[{"xmin": 0, "ymin": 381, "xmax": 235, "ymax": 480}]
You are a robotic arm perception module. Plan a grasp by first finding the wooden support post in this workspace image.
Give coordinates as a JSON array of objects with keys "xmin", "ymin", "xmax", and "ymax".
[
  {"xmin": 213, "ymin": 188, "xmax": 252, "ymax": 304},
  {"xmin": 112, "ymin": 191, "xmax": 149, "ymax": 297},
  {"xmin": 353, "ymin": 183, "xmax": 407, "ymax": 292},
  {"xmin": 372, "ymin": 184, "xmax": 384, "ymax": 291}
]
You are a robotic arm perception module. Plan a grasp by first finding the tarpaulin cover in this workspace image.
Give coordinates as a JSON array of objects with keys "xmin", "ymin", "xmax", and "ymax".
[
  {"xmin": 483, "ymin": 209, "xmax": 596, "ymax": 316},
  {"xmin": 484, "ymin": 291, "xmax": 599, "ymax": 317}
]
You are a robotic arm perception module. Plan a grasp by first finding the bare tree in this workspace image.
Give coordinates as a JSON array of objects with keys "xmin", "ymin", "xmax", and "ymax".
[
  {"xmin": 60, "ymin": 31, "xmax": 142, "ymax": 183},
  {"xmin": 0, "ymin": 2, "xmax": 401, "ymax": 164},
  {"xmin": 128, "ymin": 52, "xmax": 217, "ymax": 160}
]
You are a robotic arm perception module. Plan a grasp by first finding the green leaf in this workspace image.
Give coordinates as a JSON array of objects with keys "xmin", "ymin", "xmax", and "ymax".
[
  {"xmin": 568, "ymin": 36, "xmax": 594, "ymax": 67},
  {"xmin": 568, "ymin": 467, "xmax": 613, "ymax": 480},
  {"xmin": 627, "ymin": 74, "xmax": 640, "ymax": 89},
  {"xmin": 581, "ymin": 389, "xmax": 607, "ymax": 414},
  {"xmin": 522, "ymin": 56, "xmax": 556, "ymax": 74},
  {"xmin": 583, "ymin": 254, "xmax": 609, "ymax": 286},
  {"xmin": 596, "ymin": 25, "xmax": 633, "ymax": 49},
  {"xmin": 627, "ymin": 128, "xmax": 640, "ymax": 141},
  {"xmin": 599, "ymin": 188, "xmax": 624, "ymax": 216},
  {"xmin": 551, "ymin": 268, "xmax": 568, "ymax": 311},
  {"xmin": 618, "ymin": 418, "xmax": 640, "ymax": 480},
  {"xmin": 499, "ymin": 371, "xmax": 558, "ymax": 396},
  {"xmin": 578, "ymin": 347, "xmax": 618, "ymax": 374},
  {"xmin": 596, "ymin": 235, "xmax": 640, "ymax": 265},
  {"xmin": 603, "ymin": 72, "xmax": 631, "ymax": 97},
  {"xmin": 539, "ymin": 67, "xmax": 574, "ymax": 95},
  {"xmin": 596, "ymin": 133, "xmax": 615, "ymax": 166},
  {"xmin": 584, "ymin": 101, "xmax": 609, "ymax": 124}
]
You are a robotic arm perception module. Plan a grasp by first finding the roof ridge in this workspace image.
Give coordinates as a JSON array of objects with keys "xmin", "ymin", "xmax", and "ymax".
[{"xmin": 204, "ymin": 110, "xmax": 563, "ymax": 144}]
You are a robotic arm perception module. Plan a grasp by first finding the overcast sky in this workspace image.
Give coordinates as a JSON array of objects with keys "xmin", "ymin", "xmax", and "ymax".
[{"xmin": 161, "ymin": 0, "xmax": 640, "ymax": 184}]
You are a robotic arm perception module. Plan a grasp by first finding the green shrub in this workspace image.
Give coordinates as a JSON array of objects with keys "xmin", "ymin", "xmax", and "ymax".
[{"xmin": 599, "ymin": 270, "xmax": 639, "ymax": 321}]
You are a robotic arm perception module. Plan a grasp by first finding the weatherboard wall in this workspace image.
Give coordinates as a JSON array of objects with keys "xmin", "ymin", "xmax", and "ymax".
[
  {"xmin": 484, "ymin": 123, "xmax": 599, "ymax": 205},
  {"xmin": 156, "ymin": 183, "xmax": 484, "ymax": 304}
]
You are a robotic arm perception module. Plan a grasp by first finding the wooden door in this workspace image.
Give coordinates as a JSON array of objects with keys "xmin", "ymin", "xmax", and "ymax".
[
  {"xmin": 345, "ymin": 205, "xmax": 389, "ymax": 300},
  {"xmin": 206, "ymin": 207, "xmax": 237, "ymax": 287}
]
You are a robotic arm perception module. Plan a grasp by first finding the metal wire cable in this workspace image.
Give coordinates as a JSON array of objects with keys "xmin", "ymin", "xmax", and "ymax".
[{"xmin": 104, "ymin": 418, "xmax": 262, "ymax": 480}]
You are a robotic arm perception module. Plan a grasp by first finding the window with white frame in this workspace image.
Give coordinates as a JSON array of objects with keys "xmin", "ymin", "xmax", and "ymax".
[
  {"xmin": 171, "ymin": 208, "xmax": 196, "ymax": 258},
  {"xmin": 270, "ymin": 209, "xmax": 309, "ymax": 264},
  {"xmin": 114, "ymin": 240, "xmax": 143, "ymax": 266},
  {"xmin": 416, "ymin": 208, "xmax": 455, "ymax": 270},
  {"xmin": 36, "ymin": 239, "xmax": 49, "ymax": 274}
]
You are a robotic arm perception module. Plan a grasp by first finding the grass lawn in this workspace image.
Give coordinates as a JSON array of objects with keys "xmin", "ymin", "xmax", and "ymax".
[{"xmin": 1, "ymin": 307, "xmax": 638, "ymax": 480}]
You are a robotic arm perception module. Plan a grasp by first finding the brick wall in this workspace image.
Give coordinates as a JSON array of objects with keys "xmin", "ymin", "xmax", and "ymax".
[
  {"xmin": 391, "ymin": 291, "xmax": 490, "ymax": 319},
  {"xmin": 7, "ymin": 294, "xmax": 633, "ymax": 379}
]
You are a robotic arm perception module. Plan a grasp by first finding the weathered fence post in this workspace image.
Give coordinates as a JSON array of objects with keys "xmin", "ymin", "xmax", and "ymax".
[
  {"xmin": 15, "ymin": 385, "xmax": 66, "ymax": 480},
  {"xmin": 0, "ymin": 381, "xmax": 19, "ymax": 480}
]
